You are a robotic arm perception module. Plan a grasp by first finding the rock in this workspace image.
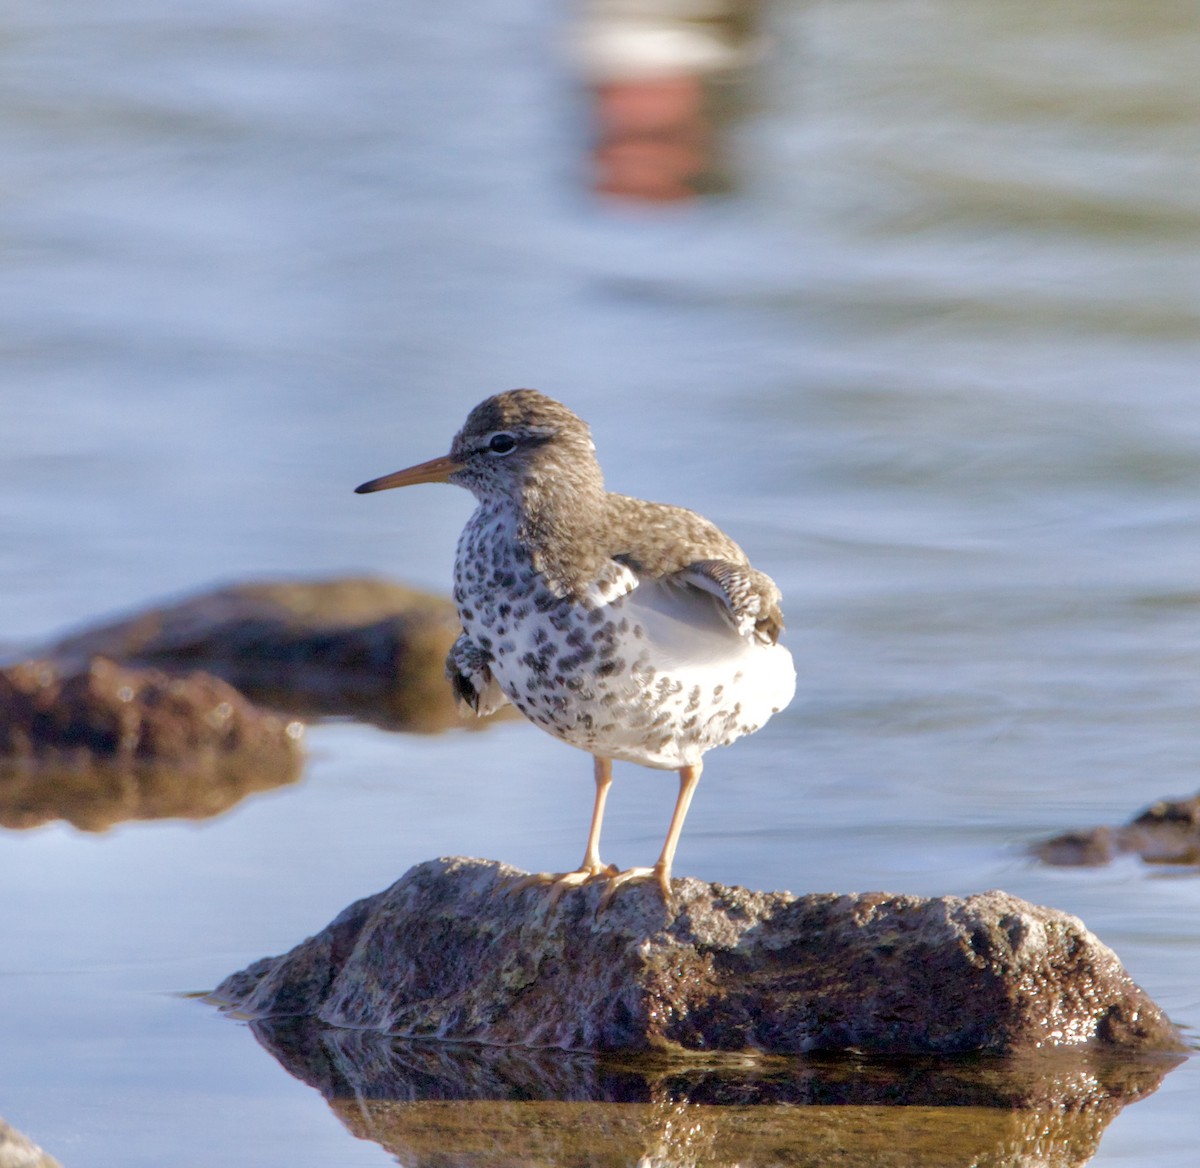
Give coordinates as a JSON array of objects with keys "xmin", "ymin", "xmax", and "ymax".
[
  {"xmin": 0, "ymin": 1118, "xmax": 62, "ymax": 1168},
  {"xmin": 211, "ymin": 857, "xmax": 1181, "ymax": 1057},
  {"xmin": 1034, "ymin": 791, "xmax": 1200, "ymax": 868},
  {"xmin": 44, "ymin": 576, "xmax": 484, "ymax": 732},
  {"xmin": 0, "ymin": 657, "xmax": 303, "ymax": 831}
]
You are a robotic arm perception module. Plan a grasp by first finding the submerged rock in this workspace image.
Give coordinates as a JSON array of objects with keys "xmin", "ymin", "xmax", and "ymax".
[
  {"xmin": 1034, "ymin": 791, "xmax": 1200, "ymax": 868},
  {"xmin": 0, "ymin": 657, "xmax": 303, "ymax": 831},
  {"xmin": 212, "ymin": 856, "xmax": 1181, "ymax": 1057},
  {"xmin": 44, "ymin": 576, "xmax": 480, "ymax": 732}
]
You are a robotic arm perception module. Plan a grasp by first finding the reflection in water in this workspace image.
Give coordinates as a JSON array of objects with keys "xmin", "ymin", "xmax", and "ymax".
[
  {"xmin": 569, "ymin": 0, "xmax": 761, "ymax": 201},
  {"xmin": 0, "ymin": 756, "xmax": 301, "ymax": 834},
  {"xmin": 249, "ymin": 1019, "xmax": 1178, "ymax": 1167}
]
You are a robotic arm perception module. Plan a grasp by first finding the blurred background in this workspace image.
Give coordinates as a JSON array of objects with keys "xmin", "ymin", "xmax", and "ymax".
[{"xmin": 2, "ymin": 1, "xmax": 1199, "ymax": 1165}]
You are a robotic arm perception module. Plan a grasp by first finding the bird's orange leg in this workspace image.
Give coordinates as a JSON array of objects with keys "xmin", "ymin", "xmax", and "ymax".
[
  {"xmin": 511, "ymin": 756, "xmax": 619, "ymax": 897},
  {"xmin": 600, "ymin": 761, "xmax": 702, "ymax": 908},
  {"xmin": 578, "ymin": 754, "xmax": 615, "ymax": 875}
]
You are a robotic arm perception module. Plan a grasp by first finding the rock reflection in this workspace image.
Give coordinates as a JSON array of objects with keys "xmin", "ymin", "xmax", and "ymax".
[
  {"xmin": 569, "ymin": 0, "xmax": 761, "ymax": 202},
  {"xmin": 249, "ymin": 1019, "xmax": 1177, "ymax": 1168}
]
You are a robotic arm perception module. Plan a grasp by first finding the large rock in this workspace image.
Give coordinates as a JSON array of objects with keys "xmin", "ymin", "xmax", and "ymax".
[
  {"xmin": 212, "ymin": 856, "xmax": 1181, "ymax": 1057},
  {"xmin": 0, "ymin": 657, "xmax": 303, "ymax": 830},
  {"xmin": 44, "ymin": 576, "xmax": 478, "ymax": 732}
]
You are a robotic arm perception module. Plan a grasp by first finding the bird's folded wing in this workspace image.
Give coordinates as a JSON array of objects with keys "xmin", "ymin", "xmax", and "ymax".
[{"xmin": 672, "ymin": 560, "xmax": 785, "ymax": 645}]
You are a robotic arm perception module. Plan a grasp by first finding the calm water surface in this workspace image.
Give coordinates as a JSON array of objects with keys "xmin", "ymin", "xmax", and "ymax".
[{"xmin": 2, "ymin": 1, "xmax": 1199, "ymax": 1165}]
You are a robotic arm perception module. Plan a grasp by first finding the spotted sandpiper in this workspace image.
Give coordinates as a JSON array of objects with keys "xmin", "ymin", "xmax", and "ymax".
[{"xmin": 356, "ymin": 389, "xmax": 795, "ymax": 901}]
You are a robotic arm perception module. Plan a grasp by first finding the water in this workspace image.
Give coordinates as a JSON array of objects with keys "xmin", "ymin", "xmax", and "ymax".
[{"xmin": 2, "ymin": 0, "xmax": 1199, "ymax": 1163}]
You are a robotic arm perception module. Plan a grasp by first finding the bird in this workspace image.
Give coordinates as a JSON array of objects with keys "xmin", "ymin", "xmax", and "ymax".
[{"xmin": 355, "ymin": 389, "xmax": 795, "ymax": 902}]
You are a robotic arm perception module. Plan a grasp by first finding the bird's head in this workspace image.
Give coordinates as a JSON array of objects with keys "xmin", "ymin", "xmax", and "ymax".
[{"xmin": 355, "ymin": 389, "xmax": 601, "ymax": 505}]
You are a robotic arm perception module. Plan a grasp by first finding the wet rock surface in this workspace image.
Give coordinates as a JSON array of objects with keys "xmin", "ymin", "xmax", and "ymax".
[
  {"xmin": 212, "ymin": 856, "xmax": 1181, "ymax": 1057},
  {"xmin": 0, "ymin": 657, "xmax": 303, "ymax": 830},
  {"xmin": 1033, "ymin": 791, "xmax": 1200, "ymax": 868},
  {"xmin": 44, "ymin": 576, "xmax": 475, "ymax": 732}
]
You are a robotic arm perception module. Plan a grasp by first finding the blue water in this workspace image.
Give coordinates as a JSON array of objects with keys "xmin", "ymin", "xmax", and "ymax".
[{"xmin": 2, "ymin": 1, "xmax": 1199, "ymax": 1164}]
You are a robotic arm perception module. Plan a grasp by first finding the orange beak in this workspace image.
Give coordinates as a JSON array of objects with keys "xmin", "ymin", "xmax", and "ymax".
[{"xmin": 354, "ymin": 453, "xmax": 464, "ymax": 494}]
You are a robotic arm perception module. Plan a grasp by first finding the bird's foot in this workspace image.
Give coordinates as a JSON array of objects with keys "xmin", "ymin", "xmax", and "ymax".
[
  {"xmin": 597, "ymin": 864, "xmax": 675, "ymax": 913},
  {"xmin": 509, "ymin": 863, "xmax": 620, "ymax": 904}
]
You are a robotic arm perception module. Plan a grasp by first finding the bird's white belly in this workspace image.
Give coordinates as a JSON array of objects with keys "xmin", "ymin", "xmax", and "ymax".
[{"xmin": 462, "ymin": 565, "xmax": 796, "ymax": 770}]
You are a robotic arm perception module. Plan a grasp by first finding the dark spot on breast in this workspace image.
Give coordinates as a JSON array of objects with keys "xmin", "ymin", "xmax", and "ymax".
[{"xmin": 596, "ymin": 658, "xmax": 625, "ymax": 677}]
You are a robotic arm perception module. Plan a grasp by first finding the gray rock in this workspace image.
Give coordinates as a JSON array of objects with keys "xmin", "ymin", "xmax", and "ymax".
[{"xmin": 212, "ymin": 856, "xmax": 1181, "ymax": 1056}]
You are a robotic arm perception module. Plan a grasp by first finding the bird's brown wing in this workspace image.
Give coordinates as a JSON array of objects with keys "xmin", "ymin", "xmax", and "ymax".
[
  {"xmin": 605, "ymin": 495, "xmax": 785, "ymax": 645},
  {"xmin": 604, "ymin": 495, "xmax": 746, "ymax": 576}
]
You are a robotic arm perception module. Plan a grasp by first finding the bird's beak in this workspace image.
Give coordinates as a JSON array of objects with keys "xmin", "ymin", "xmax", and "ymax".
[{"xmin": 354, "ymin": 453, "xmax": 464, "ymax": 494}]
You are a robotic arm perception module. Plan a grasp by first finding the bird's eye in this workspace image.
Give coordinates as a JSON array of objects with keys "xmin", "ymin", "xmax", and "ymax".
[{"xmin": 487, "ymin": 432, "xmax": 517, "ymax": 455}]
